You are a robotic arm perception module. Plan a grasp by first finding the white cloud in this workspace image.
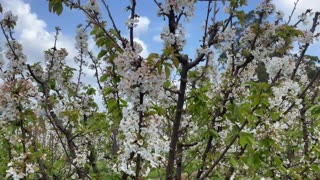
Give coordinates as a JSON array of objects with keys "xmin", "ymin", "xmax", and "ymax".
[
  {"xmin": 277, "ymin": 0, "xmax": 320, "ymax": 56},
  {"xmin": 277, "ymin": 0, "xmax": 320, "ymax": 24},
  {"xmin": 134, "ymin": 38, "xmax": 149, "ymax": 58},
  {"xmin": 0, "ymin": 0, "xmax": 105, "ymax": 109},
  {"xmin": 0, "ymin": 0, "xmax": 101, "ymax": 88},
  {"xmin": 130, "ymin": 16, "xmax": 150, "ymax": 57},
  {"xmin": 1, "ymin": 0, "xmax": 77, "ymax": 64},
  {"xmin": 134, "ymin": 16, "xmax": 150, "ymax": 37},
  {"xmin": 1, "ymin": 0, "xmax": 149, "ymax": 79},
  {"xmin": 152, "ymin": 34, "xmax": 162, "ymax": 43},
  {"xmin": 277, "ymin": 0, "xmax": 320, "ymax": 12},
  {"xmin": 122, "ymin": 15, "xmax": 150, "ymax": 57}
]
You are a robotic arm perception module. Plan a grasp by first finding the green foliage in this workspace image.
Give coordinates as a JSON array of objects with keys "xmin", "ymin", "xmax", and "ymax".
[
  {"xmin": 236, "ymin": 11, "xmax": 246, "ymax": 27},
  {"xmin": 48, "ymin": 0, "xmax": 66, "ymax": 15},
  {"xmin": 239, "ymin": 132, "xmax": 256, "ymax": 148},
  {"xmin": 275, "ymin": 25, "xmax": 303, "ymax": 54}
]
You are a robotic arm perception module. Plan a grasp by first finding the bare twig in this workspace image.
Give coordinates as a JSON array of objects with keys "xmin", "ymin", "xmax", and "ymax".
[
  {"xmin": 101, "ymin": 0, "xmax": 126, "ymax": 47},
  {"xmin": 291, "ymin": 12, "xmax": 320, "ymax": 79},
  {"xmin": 286, "ymin": 0, "xmax": 300, "ymax": 25}
]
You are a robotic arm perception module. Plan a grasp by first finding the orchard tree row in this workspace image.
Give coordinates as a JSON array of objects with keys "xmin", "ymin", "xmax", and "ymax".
[{"xmin": 0, "ymin": 0, "xmax": 320, "ymax": 179}]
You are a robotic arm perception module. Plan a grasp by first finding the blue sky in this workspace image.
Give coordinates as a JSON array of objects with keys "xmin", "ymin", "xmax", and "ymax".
[{"xmin": 0, "ymin": 0, "xmax": 320, "ymax": 66}]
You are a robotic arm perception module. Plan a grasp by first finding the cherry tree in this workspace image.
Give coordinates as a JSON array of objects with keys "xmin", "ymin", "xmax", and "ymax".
[{"xmin": 1, "ymin": 0, "xmax": 320, "ymax": 179}]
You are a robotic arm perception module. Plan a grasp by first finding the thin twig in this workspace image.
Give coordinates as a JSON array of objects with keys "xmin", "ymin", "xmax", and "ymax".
[{"xmin": 286, "ymin": 0, "xmax": 300, "ymax": 25}]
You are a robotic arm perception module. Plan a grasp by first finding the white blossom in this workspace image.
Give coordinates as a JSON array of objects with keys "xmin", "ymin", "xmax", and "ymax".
[
  {"xmin": 160, "ymin": 27, "xmax": 186, "ymax": 49},
  {"xmin": 298, "ymin": 31, "xmax": 314, "ymax": 44},
  {"xmin": 265, "ymin": 56, "xmax": 295, "ymax": 80},
  {"xmin": 276, "ymin": 11, "xmax": 284, "ymax": 20},
  {"xmin": 1, "ymin": 11, "xmax": 18, "ymax": 31},
  {"xmin": 83, "ymin": 0, "xmax": 101, "ymax": 20},
  {"xmin": 163, "ymin": 0, "xmax": 195, "ymax": 20},
  {"xmin": 298, "ymin": 13, "xmax": 308, "ymax": 25},
  {"xmin": 75, "ymin": 26, "xmax": 89, "ymax": 54},
  {"xmin": 125, "ymin": 17, "xmax": 139, "ymax": 28}
]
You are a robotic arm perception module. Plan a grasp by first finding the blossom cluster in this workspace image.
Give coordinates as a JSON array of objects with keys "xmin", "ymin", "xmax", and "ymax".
[
  {"xmin": 160, "ymin": 27, "xmax": 186, "ymax": 49},
  {"xmin": 255, "ymin": 0, "xmax": 275, "ymax": 16},
  {"xmin": 113, "ymin": 41, "xmax": 170, "ymax": 176},
  {"xmin": 6, "ymin": 162, "xmax": 25, "ymax": 180},
  {"xmin": 298, "ymin": 31, "xmax": 314, "ymax": 44},
  {"xmin": 0, "ymin": 79, "xmax": 39, "ymax": 123},
  {"xmin": 265, "ymin": 56, "xmax": 295, "ymax": 80},
  {"xmin": 75, "ymin": 26, "xmax": 89, "ymax": 55},
  {"xmin": 0, "ymin": 40, "xmax": 27, "ymax": 79},
  {"xmin": 1, "ymin": 11, "xmax": 18, "ymax": 32},
  {"xmin": 44, "ymin": 48, "xmax": 68, "ymax": 84},
  {"xmin": 83, "ymin": 0, "xmax": 101, "ymax": 20},
  {"xmin": 298, "ymin": 13, "xmax": 308, "ymax": 25},
  {"xmin": 162, "ymin": 0, "xmax": 195, "ymax": 19},
  {"xmin": 125, "ymin": 17, "xmax": 139, "ymax": 28},
  {"xmin": 116, "ymin": 112, "xmax": 169, "ymax": 176},
  {"xmin": 269, "ymin": 80, "xmax": 301, "ymax": 109}
]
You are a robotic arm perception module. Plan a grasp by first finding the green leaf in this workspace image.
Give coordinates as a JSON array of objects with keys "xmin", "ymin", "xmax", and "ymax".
[
  {"xmin": 96, "ymin": 38, "xmax": 106, "ymax": 47},
  {"xmin": 270, "ymin": 111, "xmax": 280, "ymax": 120},
  {"xmin": 243, "ymin": 49, "xmax": 251, "ymax": 58},
  {"xmin": 157, "ymin": 61, "xmax": 163, "ymax": 74},
  {"xmin": 48, "ymin": 79, "xmax": 56, "ymax": 89},
  {"xmin": 255, "ymin": 108, "xmax": 263, "ymax": 117},
  {"xmin": 113, "ymin": 75, "xmax": 121, "ymax": 84},
  {"xmin": 110, "ymin": 28, "xmax": 120, "ymax": 39},
  {"xmin": 120, "ymin": 99, "xmax": 127, "ymax": 107},
  {"xmin": 90, "ymin": 27, "xmax": 98, "ymax": 35},
  {"xmin": 54, "ymin": 159, "xmax": 65, "ymax": 170},
  {"xmin": 312, "ymin": 164, "xmax": 320, "ymax": 171},
  {"xmin": 112, "ymin": 109, "xmax": 121, "ymax": 117},
  {"xmin": 53, "ymin": 3, "xmax": 63, "ymax": 16},
  {"xmin": 252, "ymin": 95, "xmax": 260, "ymax": 107},
  {"xmin": 98, "ymin": 50, "xmax": 107, "ymax": 59},
  {"xmin": 172, "ymin": 56, "xmax": 180, "ymax": 68},
  {"xmin": 274, "ymin": 156, "xmax": 286, "ymax": 172},
  {"xmin": 209, "ymin": 129, "xmax": 219, "ymax": 138},
  {"xmin": 309, "ymin": 105, "xmax": 320, "ymax": 116},
  {"xmin": 86, "ymin": 87, "xmax": 96, "ymax": 95},
  {"xmin": 230, "ymin": 156, "xmax": 238, "ymax": 168},
  {"xmin": 165, "ymin": 65, "xmax": 171, "ymax": 79},
  {"xmin": 247, "ymin": 153, "xmax": 262, "ymax": 168},
  {"xmin": 239, "ymin": 132, "xmax": 256, "ymax": 148},
  {"xmin": 239, "ymin": 0, "xmax": 247, "ymax": 6},
  {"xmin": 147, "ymin": 53, "xmax": 159, "ymax": 62},
  {"xmin": 163, "ymin": 80, "xmax": 171, "ymax": 88},
  {"xmin": 103, "ymin": 87, "xmax": 114, "ymax": 96},
  {"xmin": 49, "ymin": 1, "xmax": 55, "ymax": 13},
  {"xmin": 259, "ymin": 137, "xmax": 275, "ymax": 149},
  {"xmin": 107, "ymin": 98, "xmax": 118, "ymax": 112},
  {"xmin": 239, "ymin": 135, "xmax": 247, "ymax": 148},
  {"xmin": 237, "ymin": 11, "xmax": 246, "ymax": 27},
  {"xmin": 162, "ymin": 46, "xmax": 174, "ymax": 57},
  {"xmin": 230, "ymin": 0, "xmax": 238, "ymax": 7},
  {"xmin": 100, "ymin": 74, "xmax": 108, "ymax": 82}
]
